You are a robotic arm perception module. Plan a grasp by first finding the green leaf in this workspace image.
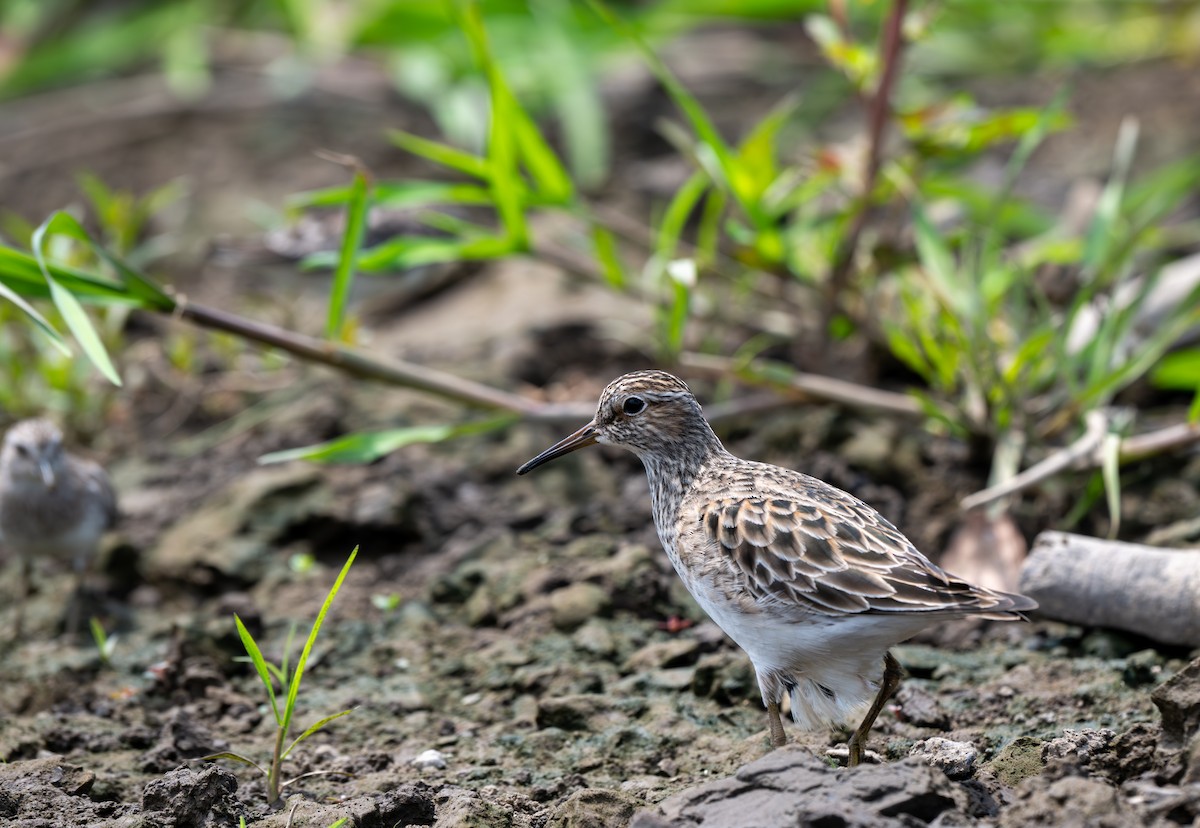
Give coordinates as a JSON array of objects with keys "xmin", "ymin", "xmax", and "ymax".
[
  {"xmin": 234, "ymin": 614, "xmax": 282, "ymax": 726},
  {"xmin": 912, "ymin": 203, "xmax": 967, "ymax": 316},
  {"xmin": 325, "ymin": 169, "xmax": 371, "ymax": 341},
  {"xmin": 387, "ymin": 130, "xmax": 489, "ymax": 180},
  {"xmin": 201, "ymin": 752, "xmax": 268, "ymax": 777},
  {"xmin": 279, "ymin": 548, "xmax": 359, "ymax": 745},
  {"xmin": 31, "ymin": 214, "xmax": 123, "ymax": 385},
  {"xmin": 0, "ymin": 278, "xmax": 71, "ymax": 355},
  {"xmin": 258, "ymin": 415, "xmax": 516, "ymax": 465},
  {"xmin": 281, "ymin": 708, "xmax": 355, "ymax": 762},
  {"xmin": 1151, "ymin": 348, "xmax": 1200, "ymax": 390},
  {"xmin": 735, "ymin": 94, "xmax": 799, "ymax": 207}
]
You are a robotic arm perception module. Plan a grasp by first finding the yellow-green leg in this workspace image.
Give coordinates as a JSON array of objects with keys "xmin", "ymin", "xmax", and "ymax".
[
  {"xmin": 766, "ymin": 699, "xmax": 787, "ymax": 748},
  {"xmin": 847, "ymin": 651, "xmax": 904, "ymax": 766}
]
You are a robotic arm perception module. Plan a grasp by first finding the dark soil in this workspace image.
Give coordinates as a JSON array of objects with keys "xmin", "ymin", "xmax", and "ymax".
[{"xmin": 2, "ymin": 24, "xmax": 1200, "ymax": 828}]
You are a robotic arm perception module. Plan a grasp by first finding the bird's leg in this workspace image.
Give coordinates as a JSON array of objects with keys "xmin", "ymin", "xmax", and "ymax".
[
  {"xmin": 63, "ymin": 556, "xmax": 89, "ymax": 638},
  {"xmin": 766, "ymin": 699, "xmax": 787, "ymax": 748},
  {"xmin": 12, "ymin": 556, "xmax": 32, "ymax": 641},
  {"xmin": 847, "ymin": 651, "xmax": 904, "ymax": 766}
]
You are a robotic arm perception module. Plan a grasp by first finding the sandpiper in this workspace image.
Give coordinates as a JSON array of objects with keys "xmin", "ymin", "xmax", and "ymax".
[
  {"xmin": 517, "ymin": 370, "xmax": 1036, "ymax": 765},
  {"xmin": 0, "ymin": 419, "xmax": 118, "ymax": 638}
]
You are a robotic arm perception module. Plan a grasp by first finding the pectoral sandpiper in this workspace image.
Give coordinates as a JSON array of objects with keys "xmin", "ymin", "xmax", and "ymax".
[
  {"xmin": 517, "ymin": 370, "xmax": 1036, "ymax": 765},
  {"xmin": 0, "ymin": 419, "xmax": 118, "ymax": 638}
]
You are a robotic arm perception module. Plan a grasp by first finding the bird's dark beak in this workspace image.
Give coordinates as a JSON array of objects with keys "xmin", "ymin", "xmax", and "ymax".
[
  {"xmin": 516, "ymin": 422, "xmax": 599, "ymax": 475},
  {"xmin": 39, "ymin": 458, "xmax": 56, "ymax": 489}
]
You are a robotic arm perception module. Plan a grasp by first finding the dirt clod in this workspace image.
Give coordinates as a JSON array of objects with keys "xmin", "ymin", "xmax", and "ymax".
[{"xmin": 1152, "ymin": 656, "xmax": 1200, "ymax": 750}]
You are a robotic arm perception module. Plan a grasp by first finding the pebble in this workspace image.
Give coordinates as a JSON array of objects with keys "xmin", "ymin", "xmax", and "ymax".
[
  {"xmin": 910, "ymin": 737, "xmax": 977, "ymax": 780},
  {"xmin": 411, "ymin": 749, "xmax": 447, "ymax": 770},
  {"xmin": 549, "ymin": 582, "xmax": 611, "ymax": 630}
]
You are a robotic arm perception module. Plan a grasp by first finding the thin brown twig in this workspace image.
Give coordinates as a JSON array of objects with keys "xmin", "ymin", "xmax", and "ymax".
[
  {"xmin": 680, "ymin": 352, "xmax": 924, "ymax": 417},
  {"xmin": 174, "ymin": 301, "xmax": 594, "ymax": 423}
]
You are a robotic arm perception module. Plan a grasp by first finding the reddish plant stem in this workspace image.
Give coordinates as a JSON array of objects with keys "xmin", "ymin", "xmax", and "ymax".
[{"xmin": 824, "ymin": 0, "xmax": 910, "ymax": 322}]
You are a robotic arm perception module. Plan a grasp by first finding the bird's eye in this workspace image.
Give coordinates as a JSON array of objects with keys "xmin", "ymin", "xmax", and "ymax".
[
  {"xmin": 622, "ymin": 396, "xmax": 646, "ymax": 416},
  {"xmin": 14, "ymin": 444, "xmax": 29, "ymax": 457}
]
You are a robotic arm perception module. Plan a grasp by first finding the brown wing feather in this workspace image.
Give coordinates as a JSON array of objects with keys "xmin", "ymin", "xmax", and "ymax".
[{"xmin": 701, "ymin": 479, "xmax": 1034, "ymax": 617}]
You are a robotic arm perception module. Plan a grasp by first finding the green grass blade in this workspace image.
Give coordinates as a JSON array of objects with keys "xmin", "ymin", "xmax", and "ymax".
[
  {"xmin": 657, "ymin": 171, "xmax": 709, "ymax": 259},
  {"xmin": 280, "ymin": 708, "xmax": 355, "ymax": 762},
  {"xmin": 588, "ymin": 0, "xmax": 743, "ymax": 208},
  {"xmin": 1082, "ymin": 117, "xmax": 1138, "ymax": 278},
  {"xmin": 0, "ymin": 245, "xmax": 138, "ymax": 304},
  {"xmin": 0, "ymin": 277, "xmax": 70, "ymax": 355},
  {"xmin": 591, "ymin": 224, "xmax": 625, "ymax": 288},
  {"xmin": 279, "ymin": 548, "xmax": 358, "ymax": 742},
  {"xmin": 31, "ymin": 214, "xmax": 122, "ymax": 385},
  {"xmin": 235, "ymin": 614, "xmax": 282, "ymax": 726},
  {"xmin": 454, "ymin": 4, "xmax": 527, "ymax": 247},
  {"xmin": 912, "ymin": 203, "xmax": 967, "ymax": 316},
  {"xmin": 457, "ymin": 3, "xmax": 573, "ymax": 205},
  {"xmin": 388, "ymin": 130, "xmax": 489, "ymax": 180},
  {"xmin": 325, "ymin": 169, "xmax": 370, "ymax": 342},
  {"xmin": 288, "ymin": 181, "xmax": 493, "ymax": 211},
  {"xmin": 324, "ymin": 234, "xmax": 515, "ymax": 272},
  {"xmin": 258, "ymin": 416, "xmax": 516, "ymax": 465},
  {"xmin": 202, "ymin": 752, "xmax": 268, "ymax": 777}
]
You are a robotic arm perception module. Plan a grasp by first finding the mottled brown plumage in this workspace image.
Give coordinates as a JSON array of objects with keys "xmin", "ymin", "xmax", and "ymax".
[
  {"xmin": 518, "ymin": 371, "xmax": 1036, "ymax": 765},
  {"xmin": 0, "ymin": 419, "xmax": 118, "ymax": 638}
]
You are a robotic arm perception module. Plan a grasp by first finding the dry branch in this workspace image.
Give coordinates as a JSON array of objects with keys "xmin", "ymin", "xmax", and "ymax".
[
  {"xmin": 962, "ymin": 415, "xmax": 1200, "ymax": 510},
  {"xmin": 1020, "ymin": 531, "xmax": 1200, "ymax": 647}
]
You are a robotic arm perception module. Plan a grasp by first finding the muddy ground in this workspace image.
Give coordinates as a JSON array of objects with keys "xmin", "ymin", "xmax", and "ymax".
[{"xmin": 2, "ymin": 21, "xmax": 1200, "ymax": 828}]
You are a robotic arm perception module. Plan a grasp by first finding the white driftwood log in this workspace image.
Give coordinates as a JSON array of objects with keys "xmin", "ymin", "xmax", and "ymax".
[{"xmin": 1020, "ymin": 531, "xmax": 1200, "ymax": 647}]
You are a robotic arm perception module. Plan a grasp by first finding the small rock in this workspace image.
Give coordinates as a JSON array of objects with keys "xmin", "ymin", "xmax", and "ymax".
[
  {"xmin": 549, "ymin": 582, "xmax": 610, "ymax": 630},
  {"xmin": 644, "ymin": 668, "xmax": 696, "ymax": 691},
  {"xmin": 139, "ymin": 709, "xmax": 216, "ymax": 773},
  {"xmin": 1122, "ymin": 648, "xmax": 1163, "ymax": 687},
  {"xmin": 1000, "ymin": 775, "xmax": 1130, "ymax": 828},
  {"xmin": 910, "ymin": 737, "xmax": 977, "ymax": 779},
  {"xmin": 631, "ymin": 747, "xmax": 966, "ymax": 827},
  {"xmin": 141, "ymin": 765, "xmax": 241, "ymax": 827},
  {"xmin": 623, "ymin": 639, "xmax": 700, "ymax": 672},
  {"xmin": 1042, "ymin": 728, "xmax": 1114, "ymax": 767},
  {"xmin": 547, "ymin": 788, "xmax": 642, "ymax": 828},
  {"xmin": 434, "ymin": 787, "xmax": 514, "ymax": 828},
  {"xmin": 573, "ymin": 619, "xmax": 617, "ymax": 657},
  {"xmin": 412, "ymin": 749, "xmax": 448, "ymax": 770},
  {"xmin": 463, "ymin": 585, "xmax": 497, "ymax": 627},
  {"xmin": 1152, "ymin": 654, "xmax": 1200, "ymax": 750},
  {"xmin": 893, "ymin": 683, "xmax": 950, "ymax": 730}
]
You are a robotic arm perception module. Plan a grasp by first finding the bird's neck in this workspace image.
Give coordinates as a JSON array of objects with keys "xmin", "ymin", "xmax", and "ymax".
[{"xmin": 638, "ymin": 422, "xmax": 727, "ymax": 529}]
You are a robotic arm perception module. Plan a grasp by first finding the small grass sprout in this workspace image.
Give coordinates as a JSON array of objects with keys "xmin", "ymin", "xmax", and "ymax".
[
  {"xmin": 89, "ymin": 617, "xmax": 117, "ymax": 666},
  {"xmin": 206, "ymin": 547, "xmax": 358, "ymax": 805}
]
